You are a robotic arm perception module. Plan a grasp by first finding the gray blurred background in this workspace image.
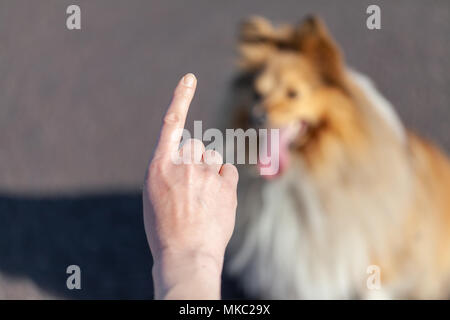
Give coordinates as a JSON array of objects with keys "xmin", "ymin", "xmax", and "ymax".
[{"xmin": 0, "ymin": 0, "xmax": 448, "ymax": 299}]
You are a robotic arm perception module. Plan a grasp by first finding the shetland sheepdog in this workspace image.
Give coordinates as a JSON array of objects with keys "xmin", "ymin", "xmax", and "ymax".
[{"xmin": 226, "ymin": 16, "xmax": 450, "ymax": 299}]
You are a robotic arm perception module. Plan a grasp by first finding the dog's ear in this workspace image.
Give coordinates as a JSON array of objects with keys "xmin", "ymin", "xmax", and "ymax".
[
  {"xmin": 238, "ymin": 16, "xmax": 295, "ymax": 71},
  {"xmin": 295, "ymin": 16, "xmax": 346, "ymax": 88}
]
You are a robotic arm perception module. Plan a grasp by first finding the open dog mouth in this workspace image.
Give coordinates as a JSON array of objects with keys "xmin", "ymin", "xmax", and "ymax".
[{"xmin": 257, "ymin": 121, "xmax": 309, "ymax": 179}]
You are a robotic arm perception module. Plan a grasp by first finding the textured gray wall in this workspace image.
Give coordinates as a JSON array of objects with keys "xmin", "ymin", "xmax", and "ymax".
[
  {"xmin": 1, "ymin": 0, "xmax": 449, "ymax": 193},
  {"xmin": 0, "ymin": 0, "xmax": 448, "ymax": 298}
]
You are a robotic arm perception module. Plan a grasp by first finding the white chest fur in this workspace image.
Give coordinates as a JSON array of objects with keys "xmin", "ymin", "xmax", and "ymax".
[{"xmin": 228, "ymin": 165, "xmax": 374, "ymax": 299}]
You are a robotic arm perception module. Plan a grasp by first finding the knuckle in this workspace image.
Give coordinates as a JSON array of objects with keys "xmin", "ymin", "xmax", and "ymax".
[
  {"xmin": 205, "ymin": 166, "xmax": 218, "ymax": 178},
  {"xmin": 163, "ymin": 112, "xmax": 180, "ymax": 125},
  {"xmin": 180, "ymin": 138, "xmax": 205, "ymax": 161},
  {"xmin": 191, "ymin": 139, "xmax": 206, "ymax": 154},
  {"xmin": 204, "ymin": 149, "xmax": 222, "ymax": 165},
  {"xmin": 190, "ymin": 138, "xmax": 204, "ymax": 146}
]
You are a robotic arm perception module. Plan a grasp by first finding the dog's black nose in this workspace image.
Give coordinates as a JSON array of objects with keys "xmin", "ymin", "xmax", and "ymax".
[{"xmin": 250, "ymin": 106, "xmax": 267, "ymax": 127}]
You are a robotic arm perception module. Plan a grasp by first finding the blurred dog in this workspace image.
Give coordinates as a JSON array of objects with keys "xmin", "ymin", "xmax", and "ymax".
[{"xmin": 227, "ymin": 16, "xmax": 450, "ymax": 299}]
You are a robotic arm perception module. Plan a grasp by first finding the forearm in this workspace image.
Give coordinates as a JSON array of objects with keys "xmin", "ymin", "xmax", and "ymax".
[{"xmin": 152, "ymin": 251, "xmax": 223, "ymax": 299}]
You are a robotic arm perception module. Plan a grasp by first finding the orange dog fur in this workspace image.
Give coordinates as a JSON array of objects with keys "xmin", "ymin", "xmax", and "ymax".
[{"xmin": 227, "ymin": 16, "xmax": 450, "ymax": 299}]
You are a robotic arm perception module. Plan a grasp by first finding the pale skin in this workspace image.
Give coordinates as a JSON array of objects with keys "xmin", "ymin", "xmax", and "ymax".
[{"xmin": 143, "ymin": 73, "xmax": 239, "ymax": 299}]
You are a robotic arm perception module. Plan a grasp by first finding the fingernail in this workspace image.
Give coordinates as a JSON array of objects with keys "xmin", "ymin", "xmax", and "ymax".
[{"xmin": 183, "ymin": 73, "xmax": 196, "ymax": 87}]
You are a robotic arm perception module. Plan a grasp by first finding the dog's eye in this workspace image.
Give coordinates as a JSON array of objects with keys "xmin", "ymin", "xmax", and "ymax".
[
  {"xmin": 253, "ymin": 90, "xmax": 262, "ymax": 102},
  {"xmin": 287, "ymin": 89, "xmax": 299, "ymax": 99}
]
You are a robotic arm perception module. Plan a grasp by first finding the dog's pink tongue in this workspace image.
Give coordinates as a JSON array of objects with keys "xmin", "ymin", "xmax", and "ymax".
[{"xmin": 257, "ymin": 128, "xmax": 291, "ymax": 179}]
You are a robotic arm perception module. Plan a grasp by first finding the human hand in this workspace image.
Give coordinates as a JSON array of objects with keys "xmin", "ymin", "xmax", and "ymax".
[{"xmin": 143, "ymin": 73, "xmax": 239, "ymax": 299}]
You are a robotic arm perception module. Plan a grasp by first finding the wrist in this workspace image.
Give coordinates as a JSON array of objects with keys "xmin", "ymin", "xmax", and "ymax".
[{"xmin": 152, "ymin": 249, "xmax": 223, "ymax": 299}]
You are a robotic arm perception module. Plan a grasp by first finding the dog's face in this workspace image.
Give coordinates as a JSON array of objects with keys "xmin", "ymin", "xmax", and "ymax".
[
  {"xmin": 236, "ymin": 16, "xmax": 357, "ymax": 177},
  {"xmin": 253, "ymin": 52, "xmax": 322, "ymax": 128}
]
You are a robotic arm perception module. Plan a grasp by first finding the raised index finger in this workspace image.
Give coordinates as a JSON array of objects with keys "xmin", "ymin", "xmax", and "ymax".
[{"xmin": 154, "ymin": 73, "xmax": 197, "ymax": 159}]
